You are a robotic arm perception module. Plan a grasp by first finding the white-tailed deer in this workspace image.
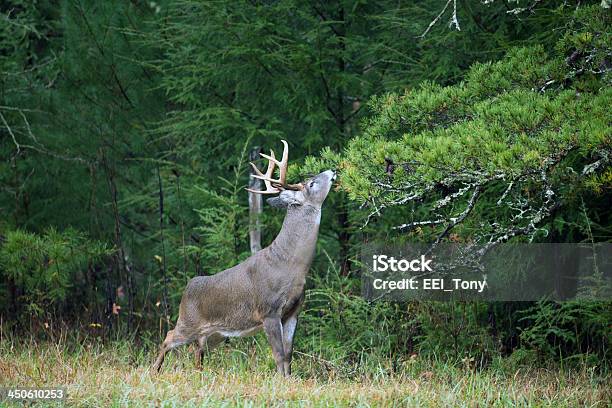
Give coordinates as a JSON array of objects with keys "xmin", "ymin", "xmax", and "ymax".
[{"xmin": 152, "ymin": 140, "xmax": 335, "ymax": 376}]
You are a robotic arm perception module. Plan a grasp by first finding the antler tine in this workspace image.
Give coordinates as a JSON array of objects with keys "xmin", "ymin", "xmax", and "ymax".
[
  {"xmin": 246, "ymin": 151, "xmax": 280, "ymax": 194},
  {"xmin": 277, "ymin": 140, "xmax": 304, "ymax": 191},
  {"xmin": 250, "ymin": 150, "xmax": 276, "ymax": 186},
  {"xmin": 278, "ymin": 139, "xmax": 289, "ymax": 187},
  {"xmin": 247, "ymin": 139, "xmax": 304, "ymax": 195}
]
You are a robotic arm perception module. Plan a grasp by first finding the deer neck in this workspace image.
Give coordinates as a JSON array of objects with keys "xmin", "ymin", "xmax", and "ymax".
[{"xmin": 269, "ymin": 204, "xmax": 321, "ymax": 265}]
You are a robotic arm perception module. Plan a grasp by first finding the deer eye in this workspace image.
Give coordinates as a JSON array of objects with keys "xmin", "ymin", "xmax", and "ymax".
[{"xmin": 309, "ymin": 180, "xmax": 316, "ymax": 188}]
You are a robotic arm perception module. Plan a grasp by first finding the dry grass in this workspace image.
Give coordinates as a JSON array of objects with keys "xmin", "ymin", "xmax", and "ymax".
[{"xmin": 0, "ymin": 337, "xmax": 609, "ymax": 407}]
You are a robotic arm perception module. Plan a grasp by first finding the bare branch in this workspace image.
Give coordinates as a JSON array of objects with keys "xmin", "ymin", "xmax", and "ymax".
[
  {"xmin": 506, "ymin": 0, "xmax": 542, "ymax": 15},
  {"xmin": 434, "ymin": 185, "xmax": 481, "ymax": 244},
  {"xmin": 419, "ymin": 0, "xmax": 452, "ymax": 38},
  {"xmin": 393, "ymin": 219, "xmax": 446, "ymax": 232},
  {"xmin": 0, "ymin": 110, "xmax": 90, "ymax": 164},
  {"xmin": 0, "ymin": 111, "xmax": 21, "ymax": 155},
  {"xmin": 419, "ymin": 0, "xmax": 461, "ymax": 39},
  {"xmin": 450, "ymin": 0, "xmax": 461, "ymax": 31}
]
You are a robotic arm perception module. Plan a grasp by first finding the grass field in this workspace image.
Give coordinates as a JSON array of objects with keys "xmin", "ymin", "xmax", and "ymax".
[{"xmin": 0, "ymin": 335, "xmax": 609, "ymax": 407}]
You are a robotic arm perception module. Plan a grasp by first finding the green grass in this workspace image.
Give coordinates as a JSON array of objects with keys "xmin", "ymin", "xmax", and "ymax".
[{"xmin": 0, "ymin": 335, "xmax": 609, "ymax": 407}]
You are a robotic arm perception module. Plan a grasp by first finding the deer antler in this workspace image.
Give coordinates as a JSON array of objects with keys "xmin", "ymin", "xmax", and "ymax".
[{"xmin": 247, "ymin": 140, "xmax": 304, "ymax": 194}]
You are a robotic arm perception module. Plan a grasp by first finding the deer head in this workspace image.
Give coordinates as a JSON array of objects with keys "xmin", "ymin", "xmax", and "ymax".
[{"xmin": 247, "ymin": 139, "xmax": 336, "ymax": 210}]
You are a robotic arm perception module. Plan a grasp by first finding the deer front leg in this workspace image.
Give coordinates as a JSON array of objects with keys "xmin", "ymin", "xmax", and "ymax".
[
  {"xmin": 263, "ymin": 316, "xmax": 286, "ymax": 376},
  {"xmin": 281, "ymin": 314, "xmax": 298, "ymax": 376},
  {"xmin": 281, "ymin": 295, "xmax": 303, "ymax": 376}
]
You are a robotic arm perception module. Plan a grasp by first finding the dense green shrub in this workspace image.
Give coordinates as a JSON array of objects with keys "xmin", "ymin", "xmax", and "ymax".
[
  {"xmin": 0, "ymin": 228, "xmax": 110, "ymax": 322},
  {"xmin": 299, "ymin": 4, "xmax": 611, "ymax": 365},
  {"xmin": 518, "ymin": 300, "xmax": 611, "ymax": 366}
]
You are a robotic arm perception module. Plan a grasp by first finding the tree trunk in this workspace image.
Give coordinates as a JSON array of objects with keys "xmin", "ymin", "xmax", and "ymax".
[
  {"xmin": 102, "ymin": 150, "xmax": 131, "ymax": 331},
  {"xmin": 248, "ymin": 146, "xmax": 263, "ymax": 254},
  {"xmin": 157, "ymin": 166, "xmax": 170, "ymax": 331}
]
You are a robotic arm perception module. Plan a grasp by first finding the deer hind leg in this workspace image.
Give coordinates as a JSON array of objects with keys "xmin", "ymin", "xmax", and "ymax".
[
  {"xmin": 194, "ymin": 346, "xmax": 203, "ymax": 370},
  {"xmin": 152, "ymin": 329, "xmax": 189, "ymax": 373},
  {"xmin": 195, "ymin": 333, "xmax": 225, "ymax": 370}
]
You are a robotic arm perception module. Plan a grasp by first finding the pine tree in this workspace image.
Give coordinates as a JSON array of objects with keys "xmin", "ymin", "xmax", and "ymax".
[{"xmin": 313, "ymin": 5, "xmax": 610, "ymax": 254}]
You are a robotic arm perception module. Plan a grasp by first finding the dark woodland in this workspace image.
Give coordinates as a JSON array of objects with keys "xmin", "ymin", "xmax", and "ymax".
[{"xmin": 0, "ymin": 1, "xmax": 610, "ymax": 405}]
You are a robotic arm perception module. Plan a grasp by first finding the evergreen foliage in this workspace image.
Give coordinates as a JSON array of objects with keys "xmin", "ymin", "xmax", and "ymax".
[
  {"xmin": 0, "ymin": 0, "xmax": 609, "ymax": 368},
  {"xmin": 300, "ymin": 4, "xmax": 611, "ymax": 364},
  {"xmin": 319, "ymin": 5, "xmax": 610, "ymax": 248},
  {"xmin": 0, "ymin": 228, "xmax": 110, "ymax": 321},
  {"xmin": 519, "ymin": 300, "xmax": 611, "ymax": 363}
]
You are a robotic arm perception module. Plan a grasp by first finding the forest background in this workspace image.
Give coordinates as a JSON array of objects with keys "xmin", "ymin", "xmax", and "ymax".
[{"xmin": 0, "ymin": 0, "xmax": 610, "ymax": 405}]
